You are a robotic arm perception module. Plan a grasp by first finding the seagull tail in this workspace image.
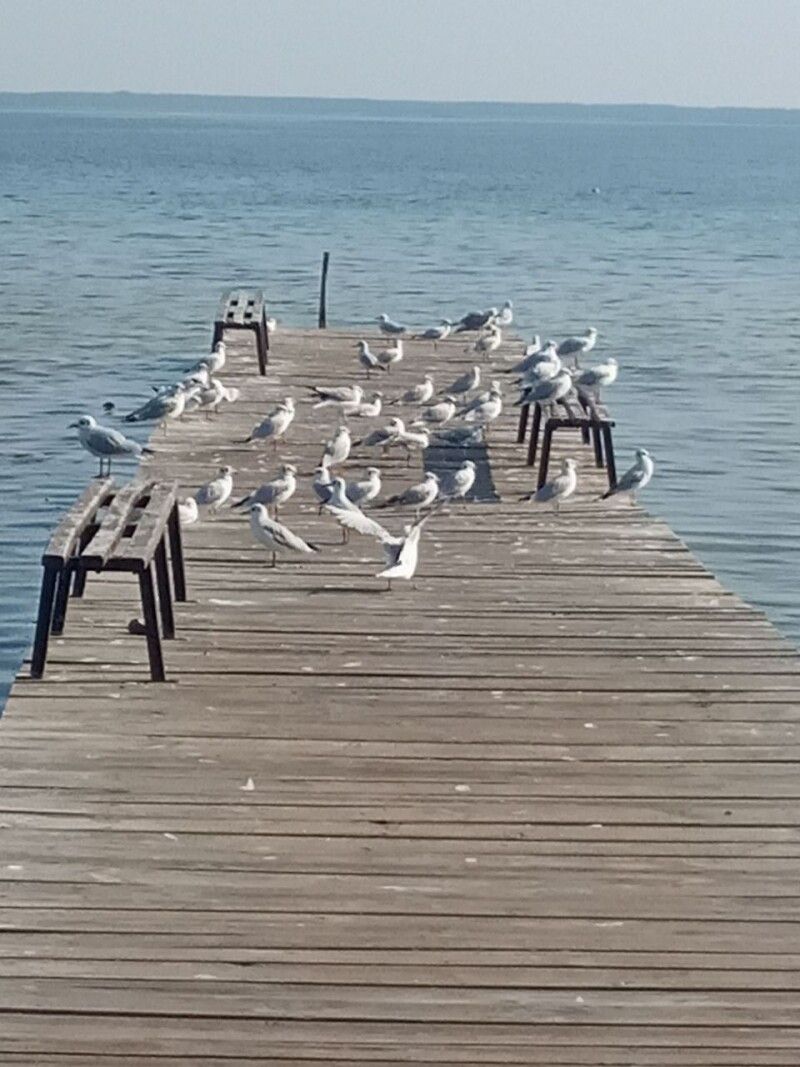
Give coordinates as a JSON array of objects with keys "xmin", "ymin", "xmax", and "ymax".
[
  {"xmin": 141, "ymin": 447, "xmax": 156, "ymax": 456},
  {"xmin": 231, "ymin": 494, "xmax": 251, "ymax": 509},
  {"xmin": 123, "ymin": 412, "xmax": 139, "ymax": 423}
]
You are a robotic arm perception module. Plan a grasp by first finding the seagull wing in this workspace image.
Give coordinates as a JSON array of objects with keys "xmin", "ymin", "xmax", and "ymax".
[{"xmin": 327, "ymin": 505, "xmax": 397, "ymax": 543}]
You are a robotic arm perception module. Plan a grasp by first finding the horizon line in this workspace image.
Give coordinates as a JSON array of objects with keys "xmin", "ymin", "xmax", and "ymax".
[{"xmin": 1, "ymin": 88, "xmax": 799, "ymax": 114}]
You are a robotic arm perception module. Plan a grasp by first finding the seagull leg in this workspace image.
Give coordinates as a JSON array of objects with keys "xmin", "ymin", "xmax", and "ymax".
[
  {"xmin": 386, "ymin": 579, "xmax": 392, "ymax": 592},
  {"xmin": 271, "ymin": 551, "xmax": 276, "ymax": 567}
]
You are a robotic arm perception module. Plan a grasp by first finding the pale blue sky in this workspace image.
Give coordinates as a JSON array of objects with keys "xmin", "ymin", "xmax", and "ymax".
[{"xmin": 2, "ymin": 0, "xmax": 799, "ymax": 108}]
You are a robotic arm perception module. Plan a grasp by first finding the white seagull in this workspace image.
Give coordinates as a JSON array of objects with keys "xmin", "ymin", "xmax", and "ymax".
[
  {"xmin": 463, "ymin": 385, "xmax": 502, "ymax": 427},
  {"xmin": 245, "ymin": 397, "xmax": 295, "ymax": 447},
  {"xmin": 248, "ymin": 503, "xmax": 319, "ymax": 567},
  {"xmin": 473, "ymin": 325, "xmax": 503, "ymax": 357},
  {"xmin": 521, "ymin": 458, "xmax": 578, "ymax": 511},
  {"xmin": 515, "ymin": 369, "xmax": 573, "ymax": 408},
  {"xmin": 419, "ymin": 396, "xmax": 457, "ymax": 426},
  {"xmin": 440, "ymin": 459, "xmax": 477, "ymax": 502},
  {"xmin": 573, "ymin": 357, "xmax": 619, "ymax": 393},
  {"xmin": 195, "ymin": 466, "xmax": 234, "ymax": 514},
  {"xmin": 125, "ymin": 383, "xmax": 186, "ymax": 433},
  {"xmin": 376, "ymin": 513, "xmax": 431, "ymax": 590},
  {"xmin": 376, "ymin": 339, "xmax": 403, "ymax": 371},
  {"xmin": 414, "ymin": 319, "xmax": 452, "ymax": 342},
  {"xmin": 390, "ymin": 375, "xmax": 435, "ymax": 406},
  {"xmin": 441, "ymin": 365, "xmax": 480, "ymax": 397},
  {"xmin": 377, "ymin": 313, "xmax": 407, "ymax": 336},
  {"xmin": 376, "ymin": 471, "xmax": 439, "ymax": 517},
  {"xmin": 321, "ymin": 425, "xmax": 352, "ymax": 468},
  {"xmin": 178, "ymin": 497, "xmax": 199, "ymax": 526},
  {"xmin": 355, "ymin": 340, "xmax": 386, "ymax": 378},
  {"xmin": 70, "ymin": 415, "xmax": 153, "ymax": 476},
  {"xmin": 355, "ymin": 416, "xmax": 406, "ymax": 453},
  {"xmin": 495, "ymin": 300, "xmax": 514, "ymax": 327},
  {"xmin": 346, "ymin": 466, "xmax": 382, "ymax": 506},
  {"xmin": 232, "ymin": 464, "xmax": 297, "ymax": 517},
  {"xmin": 601, "ymin": 449, "xmax": 654, "ymax": 503},
  {"xmin": 557, "ymin": 327, "xmax": 598, "ymax": 362}
]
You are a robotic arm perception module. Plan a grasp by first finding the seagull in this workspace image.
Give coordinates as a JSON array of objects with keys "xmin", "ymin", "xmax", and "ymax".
[
  {"xmin": 495, "ymin": 300, "xmax": 513, "ymax": 327},
  {"xmin": 396, "ymin": 423, "xmax": 430, "ymax": 462},
  {"xmin": 414, "ymin": 319, "xmax": 452, "ymax": 342},
  {"xmin": 266, "ymin": 316, "xmax": 277, "ymax": 334},
  {"xmin": 232, "ymin": 464, "xmax": 297, "ymax": 517},
  {"xmin": 312, "ymin": 465, "xmax": 333, "ymax": 512},
  {"xmin": 440, "ymin": 459, "xmax": 476, "ymax": 502},
  {"xmin": 195, "ymin": 466, "xmax": 234, "ymax": 514},
  {"xmin": 419, "ymin": 396, "xmax": 457, "ymax": 426},
  {"xmin": 557, "ymin": 327, "xmax": 598, "ymax": 362},
  {"xmin": 458, "ymin": 381, "xmax": 501, "ymax": 418},
  {"xmin": 376, "ymin": 513, "xmax": 431, "ymax": 590},
  {"xmin": 323, "ymin": 477, "xmax": 379, "ymax": 543},
  {"xmin": 454, "ymin": 308, "xmax": 497, "ymax": 334},
  {"xmin": 310, "ymin": 383, "xmax": 363, "ymax": 405},
  {"xmin": 355, "ymin": 340, "xmax": 386, "ymax": 378},
  {"xmin": 375, "ymin": 471, "xmax": 439, "ymax": 517},
  {"xmin": 346, "ymin": 466, "xmax": 382, "ymax": 506},
  {"xmin": 520, "ymin": 458, "xmax": 578, "ymax": 511},
  {"xmin": 178, "ymin": 497, "xmax": 199, "ymax": 526},
  {"xmin": 376, "ymin": 339, "xmax": 403, "ymax": 371},
  {"xmin": 352, "ymin": 392, "xmax": 383, "ymax": 418},
  {"xmin": 518, "ymin": 347, "xmax": 562, "ymax": 384},
  {"xmin": 321, "ymin": 425, "xmax": 352, "ymax": 468},
  {"xmin": 573, "ymin": 357, "xmax": 619, "ymax": 394},
  {"xmin": 354, "ymin": 417, "xmax": 406, "ymax": 453},
  {"xmin": 125, "ymin": 383, "xmax": 186, "ymax": 433},
  {"xmin": 504, "ymin": 337, "xmax": 549, "ymax": 375},
  {"xmin": 389, "ymin": 375, "xmax": 435, "ymax": 406},
  {"xmin": 440, "ymin": 365, "xmax": 480, "ymax": 397},
  {"xmin": 601, "ymin": 449, "xmax": 654, "ymax": 503},
  {"xmin": 248, "ymin": 503, "xmax": 319, "ymax": 567},
  {"xmin": 245, "ymin": 397, "xmax": 295, "ymax": 447},
  {"xmin": 515, "ymin": 369, "xmax": 573, "ymax": 409},
  {"xmin": 188, "ymin": 341, "xmax": 226, "ymax": 376},
  {"xmin": 314, "ymin": 385, "xmax": 366, "ymax": 417},
  {"xmin": 473, "ymin": 325, "xmax": 503, "ymax": 357},
  {"xmin": 377, "ymin": 313, "xmax": 407, "ymax": 336},
  {"xmin": 69, "ymin": 415, "xmax": 153, "ymax": 476},
  {"xmin": 196, "ymin": 377, "xmax": 228, "ymax": 417},
  {"xmin": 463, "ymin": 385, "xmax": 502, "ymax": 427}
]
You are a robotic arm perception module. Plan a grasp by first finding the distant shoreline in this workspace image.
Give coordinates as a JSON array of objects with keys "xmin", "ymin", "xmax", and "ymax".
[{"xmin": 1, "ymin": 90, "xmax": 799, "ymax": 125}]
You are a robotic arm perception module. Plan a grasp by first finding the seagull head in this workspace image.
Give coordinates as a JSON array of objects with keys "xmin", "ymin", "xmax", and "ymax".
[
  {"xmin": 355, "ymin": 340, "xmax": 368, "ymax": 351},
  {"xmin": 249, "ymin": 503, "xmax": 267, "ymax": 517},
  {"xmin": 69, "ymin": 415, "xmax": 96, "ymax": 430},
  {"xmin": 220, "ymin": 465, "xmax": 234, "ymax": 477},
  {"xmin": 388, "ymin": 416, "xmax": 404, "ymax": 431},
  {"xmin": 562, "ymin": 458, "xmax": 578, "ymax": 471},
  {"xmin": 503, "ymin": 300, "xmax": 513, "ymax": 309},
  {"xmin": 440, "ymin": 318, "xmax": 452, "ymax": 326},
  {"xmin": 282, "ymin": 463, "xmax": 298, "ymax": 476},
  {"xmin": 282, "ymin": 396, "xmax": 295, "ymax": 410},
  {"xmin": 462, "ymin": 460, "xmax": 476, "ymax": 471},
  {"xmin": 424, "ymin": 471, "xmax": 438, "ymax": 483},
  {"xmin": 607, "ymin": 357, "xmax": 619, "ymax": 366},
  {"xmin": 585, "ymin": 327, "xmax": 598, "ymax": 338},
  {"xmin": 636, "ymin": 448, "xmax": 651, "ymax": 461},
  {"xmin": 377, "ymin": 314, "xmax": 389, "ymax": 324},
  {"xmin": 366, "ymin": 466, "xmax": 380, "ymax": 477}
]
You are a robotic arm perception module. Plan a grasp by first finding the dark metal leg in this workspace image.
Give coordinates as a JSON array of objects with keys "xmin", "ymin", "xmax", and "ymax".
[
  {"xmin": 51, "ymin": 563, "xmax": 73, "ymax": 636},
  {"xmin": 537, "ymin": 423, "xmax": 555, "ymax": 490},
  {"xmin": 211, "ymin": 321, "xmax": 223, "ymax": 351},
  {"xmin": 138, "ymin": 565, "xmax": 165, "ymax": 682},
  {"xmin": 72, "ymin": 569, "xmax": 88, "ymax": 598},
  {"xmin": 154, "ymin": 539, "xmax": 175, "ymax": 639},
  {"xmin": 526, "ymin": 404, "xmax": 542, "ymax": 467},
  {"xmin": 257, "ymin": 321, "xmax": 268, "ymax": 375},
  {"xmin": 516, "ymin": 403, "xmax": 529, "ymax": 444},
  {"xmin": 167, "ymin": 504, "xmax": 187, "ymax": 602},
  {"xmin": 602, "ymin": 424, "xmax": 617, "ymax": 488},
  {"xmin": 592, "ymin": 424, "xmax": 604, "ymax": 467},
  {"xmin": 30, "ymin": 565, "xmax": 59, "ymax": 678}
]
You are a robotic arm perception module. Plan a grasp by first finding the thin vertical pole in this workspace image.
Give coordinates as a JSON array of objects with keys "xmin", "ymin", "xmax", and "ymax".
[
  {"xmin": 30, "ymin": 565, "xmax": 59, "ymax": 678},
  {"xmin": 318, "ymin": 251, "xmax": 330, "ymax": 329}
]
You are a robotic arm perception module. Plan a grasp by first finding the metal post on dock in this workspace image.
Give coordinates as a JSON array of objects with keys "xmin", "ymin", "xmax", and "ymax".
[{"xmin": 318, "ymin": 251, "xmax": 330, "ymax": 329}]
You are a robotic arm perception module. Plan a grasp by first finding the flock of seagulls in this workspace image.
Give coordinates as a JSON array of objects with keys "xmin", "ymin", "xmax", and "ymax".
[{"xmin": 68, "ymin": 303, "xmax": 655, "ymax": 590}]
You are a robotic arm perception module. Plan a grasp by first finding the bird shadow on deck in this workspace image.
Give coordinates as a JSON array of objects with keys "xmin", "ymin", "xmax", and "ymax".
[{"xmin": 423, "ymin": 444, "xmax": 500, "ymax": 502}]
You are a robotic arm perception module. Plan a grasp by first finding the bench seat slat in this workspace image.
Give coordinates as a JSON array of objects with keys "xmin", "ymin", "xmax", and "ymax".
[
  {"xmin": 43, "ymin": 478, "xmax": 115, "ymax": 565},
  {"xmin": 80, "ymin": 481, "xmax": 154, "ymax": 570},
  {"xmin": 116, "ymin": 483, "xmax": 177, "ymax": 568}
]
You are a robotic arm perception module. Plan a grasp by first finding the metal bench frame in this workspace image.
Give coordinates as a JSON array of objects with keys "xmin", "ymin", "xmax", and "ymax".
[
  {"xmin": 212, "ymin": 289, "xmax": 270, "ymax": 375},
  {"xmin": 516, "ymin": 394, "xmax": 618, "ymax": 490},
  {"xmin": 31, "ymin": 479, "xmax": 186, "ymax": 682}
]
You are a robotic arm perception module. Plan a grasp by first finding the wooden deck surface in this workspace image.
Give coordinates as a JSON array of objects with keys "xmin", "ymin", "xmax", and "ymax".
[{"xmin": 2, "ymin": 325, "xmax": 800, "ymax": 1064}]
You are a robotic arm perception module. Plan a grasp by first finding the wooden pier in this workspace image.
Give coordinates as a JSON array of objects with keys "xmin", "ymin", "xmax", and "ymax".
[{"xmin": 2, "ymin": 322, "xmax": 800, "ymax": 1064}]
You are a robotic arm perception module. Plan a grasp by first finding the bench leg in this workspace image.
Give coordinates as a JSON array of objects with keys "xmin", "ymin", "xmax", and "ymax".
[
  {"xmin": 51, "ymin": 564, "xmax": 73, "ymax": 636},
  {"xmin": 257, "ymin": 321, "xmax": 268, "ymax": 375},
  {"xmin": 592, "ymin": 424, "xmax": 604, "ymax": 467},
  {"xmin": 602, "ymin": 425, "xmax": 617, "ymax": 489},
  {"xmin": 516, "ymin": 403, "xmax": 529, "ymax": 445},
  {"xmin": 167, "ymin": 504, "xmax": 187, "ymax": 602},
  {"xmin": 72, "ymin": 569, "xmax": 88, "ymax": 598},
  {"xmin": 526, "ymin": 404, "xmax": 542, "ymax": 467},
  {"xmin": 537, "ymin": 422, "xmax": 555, "ymax": 490},
  {"xmin": 154, "ymin": 539, "xmax": 175, "ymax": 639},
  {"xmin": 138, "ymin": 565, "xmax": 165, "ymax": 682},
  {"xmin": 30, "ymin": 565, "xmax": 60, "ymax": 679}
]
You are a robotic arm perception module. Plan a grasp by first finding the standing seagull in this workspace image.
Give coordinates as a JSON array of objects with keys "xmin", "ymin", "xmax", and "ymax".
[
  {"xmin": 125, "ymin": 383, "xmax": 186, "ymax": 434},
  {"xmin": 376, "ymin": 339, "xmax": 403, "ymax": 371},
  {"xmin": 346, "ymin": 466, "xmax": 382, "ymax": 507},
  {"xmin": 195, "ymin": 466, "xmax": 234, "ymax": 515},
  {"xmin": 495, "ymin": 300, "xmax": 514, "ymax": 327},
  {"xmin": 354, "ymin": 416, "xmax": 406, "ymax": 454},
  {"xmin": 248, "ymin": 503, "xmax": 319, "ymax": 567},
  {"xmin": 574, "ymin": 357, "xmax": 619, "ymax": 396},
  {"xmin": 414, "ymin": 319, "xmax": 452, "ymax": 342},
  {"xmin": 419, "ymin": 395, "xmax": 457, "ymax": 426},
  {"xmin": 321, "ymin": 425, "xmax": 352, "ymax": 468},
  {"xmin": 376, "ymin": 513, "xmax": 431, "ymax": 591},
  {"xmin": 390, "ymin": 375, "xmax": 435, "ymax": 406},
  {"xmin": 232, "ymin": 464, "xmax": 297, "ymax": 518},
  {"xmin": 70, "ymin": 415, "xmax": 153, "ymax": 476},
  {"xmin": 441, "ymin": 365, "xmax": 480, "ymax": 398},
  {"xmin": 463, "ymin": 385, "xmax": 503, "ymax": 428},
  {"xmin": 188, "ymin": 341, "xmax": 225, "ymax": 376},
  {"xmin": 557, "ymin": 327, "xmax": 598, "ymax": 362},
  {"xmin": 474, "ymin": 325, "xmax": 503, "ymax": 358},
  {"xmin": 376, "ymin": 471, "xmax": 439, "ymax": 517},
  {"xmin": 356, "ymin": 340, "xmax": 386, "ymax": 378},
  {"xmin": 440, "ymin": 459, "xmax": 477, "ymax": 502},
  {"xmin": 520, "ymin": 458, "xmax": 578, "ymax": 511},
  {"xmin": 312, "ymin": 465, "xmax": 333, "ymax": 512},
  {"xmin": 601, "ymin": 449, "xmax": 654, "ymax": 504},
  {"xmin": 245, "ymin": 397, "xmax": 295, "ymax": 448},
  {"xmin": 515, "ymin": 369, "xmax": 573, "ymax": 409},
  {"xmin": 454, "ymin": 308, "xmax": 497, "ymax": 333},
  {"xmin": 178, "ymin": 497, "xmax": 199, "ymax": 526},
  {"xmin": 377, "ymin": 313, "xmax": 407, "ymax": 336}
]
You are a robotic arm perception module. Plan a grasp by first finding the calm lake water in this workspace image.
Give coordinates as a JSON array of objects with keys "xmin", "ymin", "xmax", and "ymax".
[{"xmin": 1, "ymin": 94, "xmax": 799, "ymax": 703}]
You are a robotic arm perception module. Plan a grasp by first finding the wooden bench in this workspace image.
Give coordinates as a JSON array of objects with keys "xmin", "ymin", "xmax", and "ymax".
[
  {"xmin": 31, "ymin": 479, "xmax": 186, "ymax": 682},
  {"xmin": 517, "ymin": 393, "xmax": 618, "ymax": 490},
  {"xmin": 211, "ymin": 289, "xmax": 270, "ymax": 375}
]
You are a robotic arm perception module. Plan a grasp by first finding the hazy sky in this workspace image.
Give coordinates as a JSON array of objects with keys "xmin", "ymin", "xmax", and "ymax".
[{"xmin": 2, "ymin": 0, "xmax": 799, "ymax": 108}]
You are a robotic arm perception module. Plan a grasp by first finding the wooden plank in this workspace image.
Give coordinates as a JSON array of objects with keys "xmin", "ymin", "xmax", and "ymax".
[
  {"xmin": 80, "ymin": 481, "xmax": 153, "ymax": 569},
  {"xmin": 43, "ymin": 477, "xmax": 115, "ymax": 562}
]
